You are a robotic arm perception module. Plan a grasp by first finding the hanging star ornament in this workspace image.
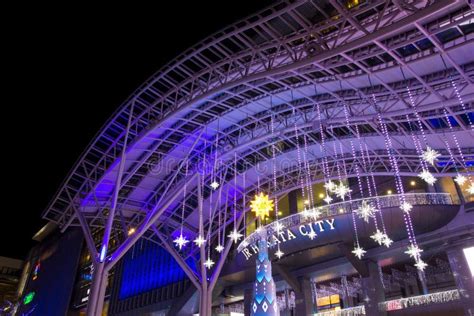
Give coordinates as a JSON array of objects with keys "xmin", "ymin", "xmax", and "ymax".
[
  {"xmin": 274, "ymin": 222, "xmax": 285, "ymax": 232},
  {"xmin": 421, "ymin": 147, "xmax": 441, "ymax": 166},
  {"xmin": 382, "ymin": 234, "xmax": 393, "ymax": 248},
  {"xmin": 324, "ymin": 180, "xmax": 337, "ymax": 193},
  {"xmin": 334, "ymin": 183, "xmax": 352, "ymax": 200},
  {"xmin": 193, "ymin": 235, "xmax": 206, "ymax": 247},
  {"xmin": 405, "ymin": 245, "xmax": 423, "ymax": 260},
  {"xmin": 400, "ymin": 201, "xmax": 413, "ymax": 213},
  {"xmin": 467, "ymin": 183, "xmax": 474, "ymax": 195},
  {"xmin": 323, "ymin": 195, "xmax": 333, "ymax": 204},
  {"xmin": 418, "ymin": 169, "xmax": 437, "ymax": 185},
  {"xmin": 215, "ymin": 244, "xmax": 224, "ymax": 253},
  {"xmin": 355, "ymin": 200, "xmax": 377, "ymax": 223},
  {"xmin": 370, "ymin": 229, "xmax": 385, "ymax": 245},
  {"xmin": 415, "ymin": 259, "xmax": 428, "ymax": 271},
  {"xmin": 275, "ymin": 249, "xmax": 284, "ymax": 259},
  {"xmin": 173, "ymin": 234, "xmax": 189, "ymax": 250},
  {"xmin": 454, "ymin": 174, "xmax": 467, "ymax": 186},
  {"xmin": 352, "ymin": 246, "xmax": 366, "ymax": 259},
  {"xmin": 228, "ymin": 229, "xmax": 243, "ymax": 243},
  {"xmin": 210, "ymin": 181, "xmax": 219, "ymax": 190},
  {"xmin": 250, "ymin": 192, "xmax": 274, "ymax": 219},
  {"xmin": 204, "ymin": 257, "xmax": 215, "ymax": 269}
]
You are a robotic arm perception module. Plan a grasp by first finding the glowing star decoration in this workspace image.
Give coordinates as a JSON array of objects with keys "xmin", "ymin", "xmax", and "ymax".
[
  {"xmin": 324, "ymin": 180, "xmax": 337, "ymax": 193},
  {"xmin": 382, "ymin": 234, "xmax": 393, "ymax": 248},
  {"xmin": 275, "ymin": 249, "xmax": 284, "ymax": 259},
  {"xmin": 421, "ymin": 147, "xmax": 441, "ymax": 166},
  {"xmin": 352, "ymin": 246, "xmax": 366, "ymax": 259},
  {"xmin": 215, "ymin": 244, "xmax": 224, "ymax": 253},
  {"xmin": 418, "ymin": 169, "xmax": 437, "ymax": 185},
  {"xmin": 250, "ymin": 192, "xmax": 274, "ymax": 220},
  {"xmin": 454, "ymin": 174, "xmax": 467, "ymax": 186},
  {"xmin": 173, "ymin": 234, "xmax": 189, "ymax": 250},
  {"xmin": 193, "ymin": 235, "xmax": 206, "ymax": 247},
  {"xmin": 415, "ymin": 259, "xmax": 428, "ymax": 271},
  {"xmin": 400, "ymin": 201, "xmax": 413, "ymax": 213},
  {"xmin": 467, "ymin": 183, "xmax": 474, "ymax": 195},
  {"xmin": 323, "ymin": 195, "xmax": 333, "ymax": 204},
  {"xmin": 307, "ymin": 230, "xmax": 317, "ymax": 240},
  {"xmin": 334, "ymin": 183, "xmax": 352, "ymax": 200},
  {"xmin": 274, "ymin": 222, "xmax": 285, "ymax": 232},
  {"xmin": 405, "ymin": 245, "xmax": 423, "ymax": 259},
  {"xmin": 228, "ymin": 229, "xmax": 243, "ymax": 243},
  {"xmin": 204, "ymin": 257, "xmax": 215, "ymax": 269},
  {"xmin": 370, "ymin": 229, "xmax": 385, "ymax": 245},
  {"xmin": 210, "ymin": 181, "xmax": 219, "ymax": 190},
  {"xmin": 355, "ymin": 201, "xmax": 376, "ymax": 223}
]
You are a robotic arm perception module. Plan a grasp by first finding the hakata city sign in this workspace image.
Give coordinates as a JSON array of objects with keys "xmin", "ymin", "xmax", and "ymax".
[{"xmin": 240, "ymin": 218, "xmax": 336, "ymax": 260}]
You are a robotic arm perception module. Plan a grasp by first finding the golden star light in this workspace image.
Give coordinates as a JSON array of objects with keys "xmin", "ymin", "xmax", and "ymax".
[
  {"xmin": 250, "ymin": 192, "xmax": 274, "ymax": 220},
  {"xmin": 352, "ymin": 246, "xmax": 366, "ymax": 259},
  {"xmin": 421, "ymin": 146, "xmax": 441, "ymax": 166}
]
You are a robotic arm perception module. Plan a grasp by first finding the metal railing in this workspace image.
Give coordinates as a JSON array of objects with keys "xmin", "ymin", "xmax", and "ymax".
[{"xmin": 238, "ymin": 193, "xmax": 454, "ymax": 252}]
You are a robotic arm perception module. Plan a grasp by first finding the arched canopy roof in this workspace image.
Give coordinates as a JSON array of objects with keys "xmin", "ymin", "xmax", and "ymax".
[{"xmin": 43, "ymin": 0, "xmax": 474, "ymax": 249}]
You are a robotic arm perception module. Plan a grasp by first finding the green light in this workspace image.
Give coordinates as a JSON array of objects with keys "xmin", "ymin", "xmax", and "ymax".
[{"xmin": 23, "ymin": 292, "xmax": 35, "ymax": 305}]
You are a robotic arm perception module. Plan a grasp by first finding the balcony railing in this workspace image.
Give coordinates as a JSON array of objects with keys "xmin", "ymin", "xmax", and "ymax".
[{"xmin": 238, "ymin": 193, "xmax": 455, "ymax": 252}]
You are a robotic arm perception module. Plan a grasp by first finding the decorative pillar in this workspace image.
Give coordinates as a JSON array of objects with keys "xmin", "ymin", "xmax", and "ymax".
[
  {"xmin": 361, "ymin": 261, "xmax": 386, "ymax": 316},
  {"xmin": 252, "ymin": 235, "xmax": 279, "ymax": 316},
  {"xmin": 447, "ymin": 246, "xmax": 474, "ymax": 315},
  {"xmin": 87, "ymin": 261, "xmax": 108, "ymax": 316},
  {"xmin": 294, "ymin": 277, "xmax": 314, "ymax": 316}
]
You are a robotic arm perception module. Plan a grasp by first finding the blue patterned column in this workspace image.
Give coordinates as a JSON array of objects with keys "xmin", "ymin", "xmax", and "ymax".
[{"xmin": 251, "ymin": 233, "xmax": 279, "ymax": 316}]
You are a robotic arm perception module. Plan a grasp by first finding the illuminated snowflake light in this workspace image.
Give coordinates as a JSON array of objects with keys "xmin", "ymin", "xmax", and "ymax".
[
  {"xmin": 210, "ymin": 181, "xmax": 219, "ymax": 190},
  {"xmin": 454, "ymin": 174, "xmax": 467, "ymax": 186},
  {"xmin": 173, "ymin": 234, "xmax": 189, "ymax": 250},
  {"xmin": 418, "ymin": 169, "xmax": 437, "ymax": 185},
  {"xmin": 307, "ymin": 230, "xmax": 317, "ymax": 240},
  {"xmin": 250, "ymin": 192, "xmax": 274, "ymax": 219},
  {"xmin": 355, "ymin": 200, "xmax": 377, "ymax": 223},
  {"xmin": 400, "ymin": 202, "xmax": 413, "ymax": 213},
  {"xmin": 382, "ymin": 234, "xmax": 393, "ymax": 248},
  {"xmin": 370, "ymin": 229, "xmax": 385, "ymax": 245},
  {"xmin": 193, "ymin": 235, "xmax": 206, "ymax": 247},
  {"xmin": 324, "ymin": 180, "xmax": 337, "ymax": 193},
  {"xmin": 334, "ymin": 183, "xmax": 352, "ymax": 200},
  {"xmin": 228, "ymin": 229, "xmax": 243, "ymax": 243},
  {"xmin": 405, "ymin": 245, "xmax": 423, "ymax": 260},
  {"xmin": 421, "ymin": 147, "xmax": 441, "ymax": 166},
  {"xmin": 352, "ymin": 246, "xmax": 366, "ymax": 259},
  {"xmin": 415, "ymin": 259, "xmax": 428, "ymax": 271},
  {"xmin": 323, "ymin": 195, "xmax": 333, "ymax": 204},
  {"xmin": 204, "ymin": 258, "xmax": 215, "ymax": 269},
  {"xmin": 215, "ymin": 244, "xmax": 224, "ymax": 253}
]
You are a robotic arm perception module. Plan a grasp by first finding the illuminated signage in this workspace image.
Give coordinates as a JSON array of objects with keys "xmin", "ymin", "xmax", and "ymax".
[{"xmin": 241, "ymin": 218, "xmax": 336, "ymax": 260}]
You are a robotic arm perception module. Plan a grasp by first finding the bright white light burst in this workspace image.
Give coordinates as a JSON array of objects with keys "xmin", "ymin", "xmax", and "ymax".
[
  {"xmin": 371, "ymin": 229, "xmax": 385, "ymax": 245},
  {"xmin": 173, "ymin": 234, "xmax": 189, "ymax": 250},
  {"xmin": 210, "ymin": 181, "xmax": 219, "ymax": 190},
  {"xmin": 334, "ymin": 183, "xmax": 352, "ymax": 200},
  {"xmin": 204, "ymin": 258, "xmax": 215, "ymax": 269},
  {"xmin": 467, "ymin": 183, "xmax": 474, "ymax": 195},
  {"xmin": 274, "ymin": 222, "xmax": 285, "ymax": 232},
  {"xmin": 415, "ymin": 259, "xmax": 428, "ymax": 271},
  {"xmin": 454, "ymin": 174, "xmax": 467, "ymax": 186},
  {"xmin": 228, "ymin": 229, "xmax": 243, "ymax": 243},
  {"xmin": 355, "ymin": 200, "xmax": 377, "ymax": 223},
  {"xmin": 382, "ymin": 234, "xmax": 393, "ymax": 248},
  {"xmin": 193, "ymin": 235, "xmax": 206, "ymax": 247},
  {"xmin": 307, "ymin": 230, "xmax": 317, "ymax": 240},
  {"xmin": 215, "ymin": 244, "xmax": 224, "ymax": 253},
  {"xmin": 352, "ymin": 246, "xmax": 366, "ymax": 259},
  {"xmin": 405, "ymin": 245, "xmax": 423, "ymax": 260},
  {"xmin": 324, "ymin": 180, "xmax": 337, "ymax": 193},
  {"xmin": 418, "ymin": 169, "xmax": 437, "ymax": 185},
  {"xmin": 421, "ymin": 146, "xmax": 441, "ymax": 166},
  {"xmin": 400, "ymin": 202, "xmax": 413, "ymax": 213},
  {"xmin": 323, "ymin": 195, "xmax": 333, "ymax": 204},
  {"xmin": 275, "ymin": 249, "xmax": 284, "ymax": 259}
]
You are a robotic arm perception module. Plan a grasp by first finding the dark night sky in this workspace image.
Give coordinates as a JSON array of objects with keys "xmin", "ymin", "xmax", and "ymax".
[{"xmin": 2, "ymin": 1, "xmax": 274, "ymax": 260}]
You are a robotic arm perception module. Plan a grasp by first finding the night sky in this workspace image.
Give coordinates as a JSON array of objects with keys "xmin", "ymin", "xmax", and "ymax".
[{"xmin": 3, "ymin": 2, "xmax": 273, "ymax": 260}]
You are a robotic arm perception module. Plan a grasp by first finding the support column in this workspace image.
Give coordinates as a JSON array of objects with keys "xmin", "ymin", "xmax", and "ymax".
[
  {"xmin": 87, "ymin": 261, "xmax": 108, "ymax": 316},
  {"xmin": 244, "ymin": 288, "xmax": 253, "ymax": 316},
  {"xmin": 361, "ymin": 261, "xmax": 386, "ymax": 316},
  {"xmin": 447, "ymin": 246, "xmax": 474, "ymax": 315},
  {"xmin": 294, "ymin": 277, "xmax": 314, "ymax": 316}
]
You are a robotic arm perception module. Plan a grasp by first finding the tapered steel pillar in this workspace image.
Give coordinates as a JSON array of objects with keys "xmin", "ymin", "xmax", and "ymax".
[{"xmin": 87, "ymin": 261, "xmax": 108, "ymax": 316}]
